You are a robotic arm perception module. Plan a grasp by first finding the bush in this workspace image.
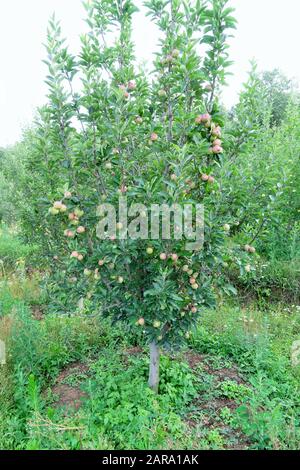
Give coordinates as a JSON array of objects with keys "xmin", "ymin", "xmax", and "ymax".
[{"xmin": 0, "ymin": 225, "xmax": 36, "ymax": 270}]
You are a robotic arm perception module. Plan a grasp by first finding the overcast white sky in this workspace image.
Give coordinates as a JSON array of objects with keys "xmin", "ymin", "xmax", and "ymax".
[{"xmin": 0, "ymin": 0, "xmax": 299, "ymax": 147}]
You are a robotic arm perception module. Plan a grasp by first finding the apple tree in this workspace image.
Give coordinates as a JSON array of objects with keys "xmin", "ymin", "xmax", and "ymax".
[{"xmin": 30, "ymin": 0, "xmax": 244, "ymax": 392}]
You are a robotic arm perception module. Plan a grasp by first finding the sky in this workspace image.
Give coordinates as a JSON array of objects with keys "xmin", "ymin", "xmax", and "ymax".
[{"xmin": 0, "ymin": 0, "xmax": 299, "ymax": 147}]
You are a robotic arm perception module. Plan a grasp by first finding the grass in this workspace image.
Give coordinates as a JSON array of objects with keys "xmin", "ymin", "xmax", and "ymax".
[
  {"xmin": 1, "ymin": 234, "xmax": 300, "ymax": 450},
  {"xmin": 0, "ymin": 224, "xmax": 37, "ymax": 271},
  {"xmin": 1, "ymin": 293, "xmax": 300, "ymax": 449}
]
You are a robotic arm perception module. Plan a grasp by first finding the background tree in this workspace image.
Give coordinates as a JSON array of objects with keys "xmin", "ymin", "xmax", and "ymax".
[{"xmin": 260, "ymin": 68, "xmax": 298, "ymax": 127}]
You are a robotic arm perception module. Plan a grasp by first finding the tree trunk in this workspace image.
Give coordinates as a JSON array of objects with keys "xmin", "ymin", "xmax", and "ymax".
[{"xmin": 148, "ymin": 341, "xmax": 160, "ymax": 393}]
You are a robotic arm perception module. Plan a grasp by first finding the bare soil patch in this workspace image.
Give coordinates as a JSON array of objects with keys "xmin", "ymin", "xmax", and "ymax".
[{"xmin": 51, "ymin": 362, "xmax": 90, "ymax": 411}]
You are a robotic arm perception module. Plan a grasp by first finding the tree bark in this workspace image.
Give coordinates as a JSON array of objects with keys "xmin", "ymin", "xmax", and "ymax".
[{"xmin": 148, "ymin": 341, "xmax": 160, "ymax": 393}]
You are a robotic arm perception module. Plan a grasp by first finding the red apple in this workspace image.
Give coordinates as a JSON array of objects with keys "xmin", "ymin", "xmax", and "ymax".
[{"xmin": 127, "ymin": 80, "xmax": 136, "ymax": 90}]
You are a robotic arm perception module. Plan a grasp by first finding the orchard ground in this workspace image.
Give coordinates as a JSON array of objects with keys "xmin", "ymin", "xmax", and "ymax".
[{"xmin": 1, "ymin": 227, "xmax": 300, "ymax": 450}]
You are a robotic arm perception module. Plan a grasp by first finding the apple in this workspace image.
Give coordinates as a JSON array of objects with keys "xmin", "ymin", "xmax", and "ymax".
[
  {"xmin": 49, "ymin": 208, "xmax": 59, "ymax": 215},
  {"xmin": 182, "ymin": 265, "xmax": 189, "ymax": 272},
  {"xmin": 171, "ymin": 173, "xmax": 177, "ymax": 181},
  {"xmin": 70, "ymin": 251, "xmax": 79, "ymax": 258},
  {"xmin": 146, "ymin": 247, "xmax": 154, "ymax": 255},
  {"xmin": 191, "ymin": 306, "xmax": 197, "ymax": 314},
  {"xmin": 117, "ymin": 276, "xmax": 124, "ymax": 284},
  {"xmin": 84, "ymin": 269, "xmax": 91, "ymax": 276},
  {"xmin": 150, "ymin": 132, "xmax": 158, "ymax": 141},
  {"xmin": 212, "ymin": 126, "xmax": 222, "ymax": 137},
  {"xmin": 105, "ymin": 162, "xmax": 112, "ymax": 170},
  {"xmin": 135, "ymin": 116, "xmax": 143, "ymax": 124},
  {"xmin": 191, "ymin": 283, "xmax": 199, "ymax": 290},
  {"xmin": 244, "ymin": 244, "xmax": 250, "ymax": 252},
  {"xmin": 60, "ymin": 204, "xmax": 67, "ymax": 213},
  {"xmin": 171, "ymin": 253, "xmax": 178, "ymax": 261},
  {"xmin": 249, "ymin": 246, "xmax": 256, "ymax": 254},
  {"xmin": 64, "ymin": 191, "xmax": 72, "ymax": 199},
  {"xmin": 208, "ymin": 176, "xmax": 215, "ymax": 184},
  {"xmin": 153, "ymin": 320, "xmax": 161, "ymax": 328},
  {"xmin": 112, "ymin": 148, "xmax": 120, "ymax": 155},
  {"xmin": 193, "ymin": 272, "xmax": 199, "ymax": 279},
  {"xmin": 187, "ymin": 269, "xmax": 193, "ymax": 276},
  {"xmin": 74, "ymin": 208, "xmax": 84, "ymax": 218},
  {"xmin": 158, "ymin": 89, "xmax": 167, "ymax": 97},
  {"xmin": 69, "ymin": 212, "xmax": 76, "ymax": 221},
  {"xmin": 212, "ymin": 145, "xmax": 223, "ymax": 154},
  {"xmin": 185, "ymin": 332, "xmax": 190, "ymax": 339},
  {"xmin": 127, "ymin": 80, "xmax": 136, "ymax": 90},
  {"xmin": 245, "ymin": 264, "xmax": 251, "ymax": 273},
  {"xmin": 53, "ymin": 201, "xmax": 63, "ymax": 210},
  {"xmin": 223, "ymin": 224, "xmax": 230, "ymax": 232},
  {"xmin": 159, "ymin": 253, "xmax": 167, "ymax": 260},
  {"xmin": 195, "ymin": 115, "xmax": 203, "ymax": 124},
  {"xmin": 213, "ymin": 139, "xmax": 222, "ymax": 146},
  {"xmin": 77, "ymin": 226, "xmax": 86, "ymax": 234},
  {"xmin": 65, "ymin": 230, "xmax": 75, "ymax": 238},
  {"xmin": 77, "ymin": 254, "xmax": 84, "ymax": 261},
  {"xmin": 201, "ymin": 174, "xmax": 209, "ymax": 182},
  {"xmin": 98, "ymin": 259, "xmax": 105, "ymax": 266},
  {"xmin": 201, "ymin": 113, "xmax": 211, "ymax": 123},
  {"xmin": 157, "ymin": 335, "xmax": 163, "ymax": 341},
  {"xmin": 204, "ymin": 83, "xmax": 213, "ymax": 91},
  {"xmin": 137, "ymin": 318, "xmax": 145, "ymax": 326},
  {"xmin": 189, "ymin": 277, "xmax": 196, "ymax": 285}
]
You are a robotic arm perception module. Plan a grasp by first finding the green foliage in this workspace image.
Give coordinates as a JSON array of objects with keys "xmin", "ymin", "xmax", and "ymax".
[
  {"xmin": 191, "ymin": 305, "xmax": 300, "ymax": 449},
  {"xmin": 0, "ymin": 146, "xmax": 27, "ymax": 225},
  {"xmin": 83, "ymin": 353, "xmax": 192, "ymax": 449},
  {"xmin": 260, "ymin": 68, "xmax": 298, "ymax": 127},
  {"xmin": 0, "ymin": 225, "xmax": 36, "ymax": 270},
  {"xmin": 218, "ymin": 380, "xmax": 250, "ymax": 401},
  {"xmin": 231, "ymin": 258, "xmax": 300, "ymax": 305},
  {"xmin": 220, "ymin": 65, "xmax": 300, "ymax": 281}
]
